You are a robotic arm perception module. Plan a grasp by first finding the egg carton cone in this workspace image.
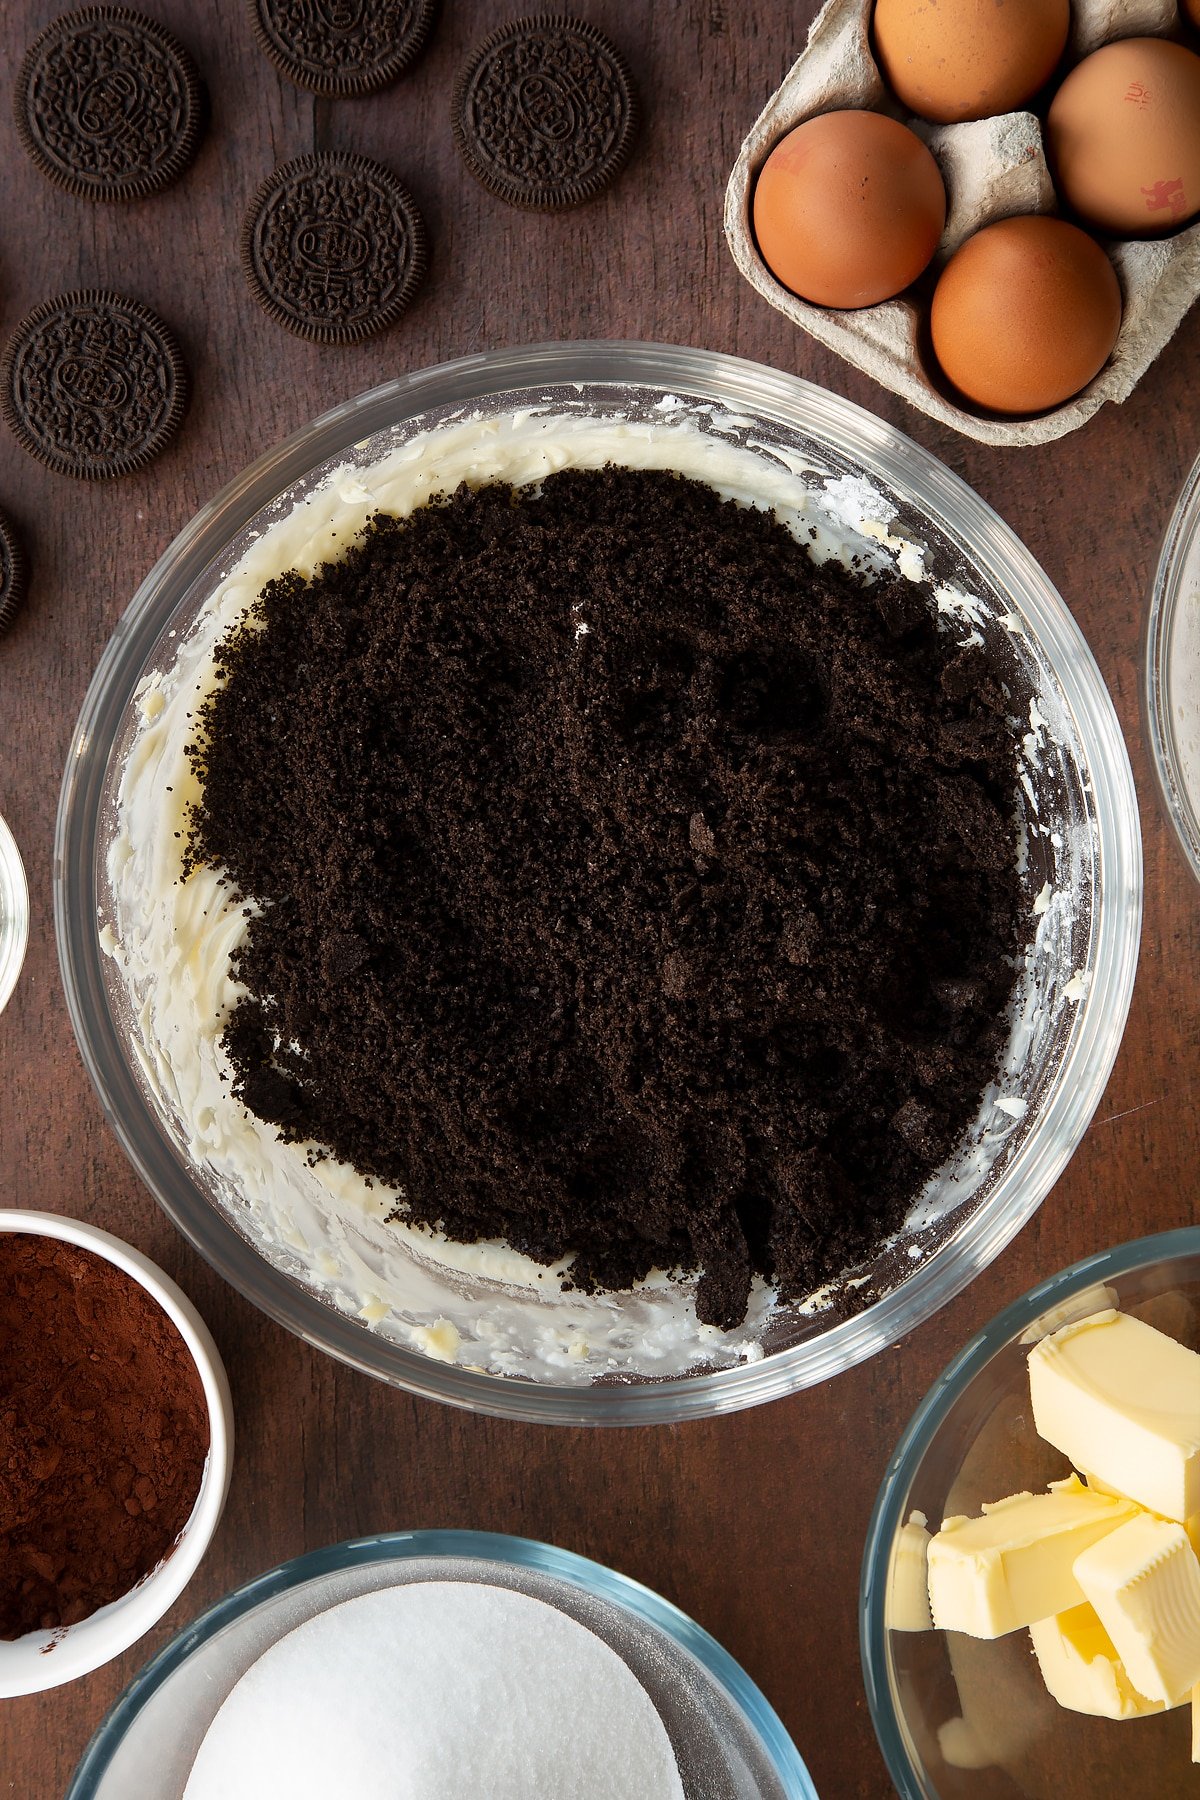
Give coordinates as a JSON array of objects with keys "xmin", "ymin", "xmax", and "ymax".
[{"xmin": 724, "ymin": 0, "xmax": 1200, "ymax": 446}]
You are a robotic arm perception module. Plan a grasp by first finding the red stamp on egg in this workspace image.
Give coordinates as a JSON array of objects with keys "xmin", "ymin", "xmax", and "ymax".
[{"xmin": 1141, "ymin": 177, "xmax": 1187, "ymax": 217}]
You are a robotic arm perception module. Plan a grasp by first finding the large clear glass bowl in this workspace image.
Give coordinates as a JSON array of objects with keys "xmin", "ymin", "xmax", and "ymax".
[
  {"xmin": 860, "ymin": 1228, "xmax": 1200, "ymax": 1798},
  {"xmin": 55, "ymin": 341, "xmax": 1142, "ymax": 1424},
  {"xmin": 67, "ymin": 1529, "xmax": 816, "ymax": 1799},
  {"xmin": 1145, "ymin": 446, "xmax": 1200, "ymax": 882}
]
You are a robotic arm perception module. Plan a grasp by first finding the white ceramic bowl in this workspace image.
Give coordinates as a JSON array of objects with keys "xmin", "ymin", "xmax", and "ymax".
[
  {"xmin": 0, "ymin": 1209, "xmax": 233, "ymax": 1696},
  {"xmin": 0, "ymin": 811, "xmax": 28, "ymax": 1016}
]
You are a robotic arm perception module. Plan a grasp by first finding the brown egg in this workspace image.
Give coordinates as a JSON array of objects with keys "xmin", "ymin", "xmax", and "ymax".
[
  {"xmin": 873, "ymin": 0, "xmax": 1069, "ymax": 123},
  {"xmin": 930, "ymin": 216, "xmax": 1122, "ymax": 415},
  {"xmin": 1182, "ymin": 0, "xmax": 1200, "ymax": 33},
  {"xmin": 1048, "ymin": 38, "xmax": 1200, "ymax": 237},
  {"xmin": 752, "ymin": 110, "xmax": 946, "ymax": 309}
]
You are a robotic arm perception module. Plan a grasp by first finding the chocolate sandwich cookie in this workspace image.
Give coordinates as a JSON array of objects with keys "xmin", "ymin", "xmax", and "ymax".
[
  {"xmin": 242, "ymin": 153, "xmax": 429, "ymax": 344},
  {"xmin": 452, "ymin": 14, "xmax": 639, "ymax": 210},
  {"xmin": 15, "ymin": 7, "xmax": 204, "ymax": 203},
  {"xmin": 249, "ymin": 0, "xmax": 438, "ymax": 96},
  {"xmin": 0, "ymin": 514, "xmax": 29, "ymax": 639},
  {"xmin": 1, "ymin": 291, "xmax": 189, "ymax": 481}
]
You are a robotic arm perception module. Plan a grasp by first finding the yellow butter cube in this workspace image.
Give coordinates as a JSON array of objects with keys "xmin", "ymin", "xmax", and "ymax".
[
  {"xmin": 927, "ymin": 1476, "xmax": 1137, "ymax": 1639},
  {"xmin": 1073, "ymin": 1513, "xmax": 1200, "ymax": 1706},
  {"xmin": 1030, "ymin": 1603, "xmax": 1169, "ymax": 1720},
  {"xmin": 1191, "ymin": 1515, "xmax": 1200, "ymax": 1765},
  {"xmin": 887, "ymin": 1512, "xmax": 932, "ymax": 1632},
  {"xmin": 1029, "ymin": 1310, "xmax": 1200, "ymax": 1523}
]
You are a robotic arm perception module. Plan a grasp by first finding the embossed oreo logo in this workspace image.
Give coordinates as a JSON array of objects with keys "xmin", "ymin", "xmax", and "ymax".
[
  {"xmin": 290, "ymin": 215, "xmax": 371, "ymax": 273},
  {"xmin": 75, "ymin": 66, "xmax": 146, "ymax": 140},
  {"xmin": 51, "ymin": 348, "xmax": 130, "ymax": 411},
  {"xmin": 313, "ymin": 0, "xmax": 367, "ymax": 30},
  {"xmin": 515, "ymin": 72, "xmax": 578, "ymax": 143}
]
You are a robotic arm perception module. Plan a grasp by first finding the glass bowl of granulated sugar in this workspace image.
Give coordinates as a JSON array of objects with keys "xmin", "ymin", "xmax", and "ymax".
[
  {"xmin": 55, "ymin": 342, "xmax": 1142, "ymax": 1424},
  {"xmin": 67, "ymin": 1531, "xmax": 816, "ymax": 1800}
]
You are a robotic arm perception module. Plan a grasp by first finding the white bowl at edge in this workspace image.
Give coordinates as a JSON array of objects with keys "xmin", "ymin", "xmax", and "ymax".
[
  {"xmin": 0, "ymin": 812, "xmax": 29, "ymax": 1017},
  {"xmin": 0, "ymin": 1209, "xmax": 233, "ymax": 1697}
]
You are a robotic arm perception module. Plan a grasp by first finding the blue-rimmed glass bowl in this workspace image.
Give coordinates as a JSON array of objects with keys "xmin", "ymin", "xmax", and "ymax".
[
  {"xmin": 861, "ymin": 1229, "xmax": 1200, "ymax": 1798},
  {"xmin": 68, "ymin": 1529, "xmax": 815, "ymax": 1799}
]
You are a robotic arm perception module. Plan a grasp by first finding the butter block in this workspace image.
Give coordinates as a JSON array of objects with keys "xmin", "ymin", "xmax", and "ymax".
[
  {"xmin": 927, "ymin": 1476, "xmax": 1137, "ymax": 1638},
  {"xmin": 1030, "ymin": 1603, "xmax": 1168, "ymax": 1720},
  {"xmin": 887, "ymin": 1512, "xmax": 933, "ymax": 1632},
  {"xmin": 1028, "ymin": 1309, "xmax": 1200, "ymax": 1522},
  {"xmin": 1073, "ymin": 1513, "xmax": 1200, "ymax": 1705},
  {"xmin": 1018, "ymin": 1282, "xmax": 1119, "ymax": 1346},
  {"xmin": 1080, "ymin": 1470, "xmax": 1128, "ymax": 1503},
  {"xmin": 1194, "ymin": 1519, "xmax": 1200, "ymax": 1756}
]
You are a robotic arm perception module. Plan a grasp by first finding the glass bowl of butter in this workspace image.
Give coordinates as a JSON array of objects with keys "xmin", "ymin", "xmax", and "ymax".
[{"xmin": 861, "ymin": 1227, "xmax": 1200, "ymax": 1797}]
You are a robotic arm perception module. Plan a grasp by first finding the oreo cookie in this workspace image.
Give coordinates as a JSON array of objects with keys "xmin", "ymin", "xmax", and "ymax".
[
  {"xmin": 1, "ymin": 291, "xmax": 189, "ymax": 481},
  {"xmin": 15, "ymin": 7, "xmax": 204, "ymax": 203},
  {"xmin": 452, "ymin": 14, "xmax": 639, "ymax": 211},
  {"xmin": 0, "ymin": 514, "xmax": 29, "ymax": 640},
  {"xmin": 249, "ymin": 0, "xmax": 438, "ymax": 97},
  {"xmin": 242, "ymin": 153, "xmax": 429, "ymax": 344}
]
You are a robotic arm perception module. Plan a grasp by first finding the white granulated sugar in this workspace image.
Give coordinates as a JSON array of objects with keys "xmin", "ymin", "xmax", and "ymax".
[{"xmin": 183, "ymin": 1582, "xmax": 685, "ymax": 1800}]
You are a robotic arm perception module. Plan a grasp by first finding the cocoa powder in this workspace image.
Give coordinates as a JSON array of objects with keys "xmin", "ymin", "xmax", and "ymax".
[{"xmin": 0, "ymin": 1232, "xmax": 209, "ymax": 1639}]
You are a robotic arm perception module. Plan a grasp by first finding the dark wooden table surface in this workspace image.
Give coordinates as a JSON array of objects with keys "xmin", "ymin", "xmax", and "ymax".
[{"xmin": 1, "ymin": 3, "xmax": 1198, "ymax": 1794}]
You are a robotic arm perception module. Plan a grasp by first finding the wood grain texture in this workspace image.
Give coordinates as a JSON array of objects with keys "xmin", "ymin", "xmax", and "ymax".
[{"xmin": 0, "ymin": 2, "xmax": 1197, "ymax": 1793}]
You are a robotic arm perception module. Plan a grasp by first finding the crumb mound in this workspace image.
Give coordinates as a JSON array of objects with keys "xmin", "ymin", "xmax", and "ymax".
[{"xmin": 185, "ymin": 467, "xmax": 1024, "ymax": 1328}]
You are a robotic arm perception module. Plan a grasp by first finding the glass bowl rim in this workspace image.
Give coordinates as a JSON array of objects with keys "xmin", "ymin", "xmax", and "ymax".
[
  {"xmin": 1144, "ymin": 444, "xmax": 1200, "ymax": 883},
  {"xmin": 858, "ymin": 1224, "xmax": 1200, "ymax": 1800},
  {"xmin": 54, "ymin": 338, "xmax": 1143, "ymax": 1425},
  {"xmin": 66, "ymin": 1526, "xmax": 818, "ymax": 1800}
]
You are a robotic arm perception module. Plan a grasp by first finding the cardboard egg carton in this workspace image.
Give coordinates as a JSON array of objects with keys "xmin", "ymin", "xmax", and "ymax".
[{"xmin": 724, "ymin": 0, "xmax": 1200, "ymax": 446}]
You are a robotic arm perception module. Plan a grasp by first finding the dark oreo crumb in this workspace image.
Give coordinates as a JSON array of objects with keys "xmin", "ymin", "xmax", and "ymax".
[
  {"xmin": 452, "ymin": 14, "xmax": 639, "ymax": 210},
  {"xmin": 248, "ymin": 0, "xmax": 438, "ymax": 96},
  {"xmin": 1, "ymin": 291, "xmax": 188, "ymax": 481},
  {"xmin": 0, "ymin": 514, "xmax": 29, "ymax": 640},
  {"xmin": 15, "ymin": 7, "xmax": 205, "ymax": 203},
  {"xmin": 241, "ymin": 153, "xmax": 429, "ymax": 345},
  {"xmin": 184, "ymin": 468, "xmax": 1025, "ymax": 1331}
]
